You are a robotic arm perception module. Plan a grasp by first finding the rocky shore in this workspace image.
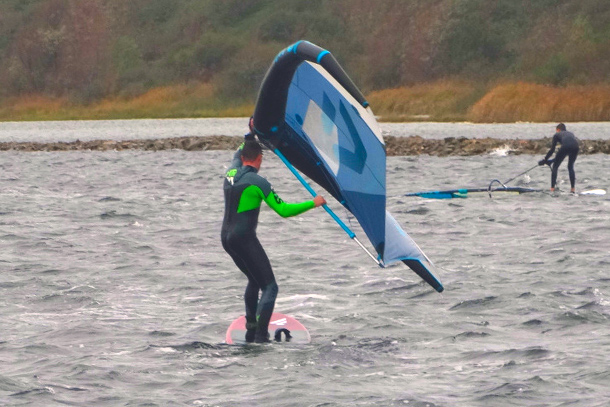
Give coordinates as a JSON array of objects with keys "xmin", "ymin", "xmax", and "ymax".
[{"xmin": 1, "ymin": 135, "xmax": 609, "ymax": 156}]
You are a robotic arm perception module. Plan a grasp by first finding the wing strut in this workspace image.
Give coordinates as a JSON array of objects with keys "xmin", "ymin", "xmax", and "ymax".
[{"xmin": 274, "ymin": 149, "xmax": 381, "ymax": 266}]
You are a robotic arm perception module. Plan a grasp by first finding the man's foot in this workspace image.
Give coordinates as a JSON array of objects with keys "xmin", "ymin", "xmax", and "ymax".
[
  {"xmin": 245, "ymin": 319, "xmax": 257, "ymax": 343},
  {"xmin": 245, "ymin": 329, "xmax": 256, "ymax": 343},
  {"xmin": 254, "ymin": 331, "xmax": 270, "ymax": 343}
]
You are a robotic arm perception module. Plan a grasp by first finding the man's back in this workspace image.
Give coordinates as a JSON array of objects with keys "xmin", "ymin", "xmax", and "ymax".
[
  {"xmin": 554, "ymin": 130, "xmax": 579, "ymax": 149},
  {"xmin": 222, "ymin": 164, "xmax": 271, "ymax": 239}
]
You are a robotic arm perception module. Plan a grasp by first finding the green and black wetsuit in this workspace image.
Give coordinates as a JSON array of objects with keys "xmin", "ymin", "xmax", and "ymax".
[{"xmin": 221, "ymin": 146, "xmax": 315, "ymax": 342}]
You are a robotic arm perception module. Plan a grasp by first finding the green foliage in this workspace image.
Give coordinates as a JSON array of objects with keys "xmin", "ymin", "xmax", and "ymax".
[
  {"xmin": 256, "ymin": 1, "xmax": 341, "ymax": 44},
  {"xmin": 534, "ymin": 53, "xmax": 571, "ymax": 85},
  {"xmin": 112, "ymin": 36, "xmax": 144, "ymax": 79},
  {"xmin": 1, "ymin": 0, "xmax": 609, "ymax": 105},
  {"xmin": 165, "ymin": 34, "xmax": 241, "ymax": 82},
  {"xmin": 207, "ymin": 0, "xmax": 263, "ymax": 27},
  {"xmin": 258, "ymin": 11, "xmax": 300, "ymax": 42},
  {"xmin": 111, "ymin": 35, "xmax": 150, "ymax": 96},
  {"xmin": 215, "ymin": 42, "xmax": 278, "ymax": 102},
  {"xmin": 136, "ymin": 0, "xmax": 178, "ymax": 24},
  {"xmin": 437, "ymin": 0, "xmax": 521, "ymax": 78},
  {"xmin": 0, "ymin": 0, "xmax": 43, "ymax": 12}
]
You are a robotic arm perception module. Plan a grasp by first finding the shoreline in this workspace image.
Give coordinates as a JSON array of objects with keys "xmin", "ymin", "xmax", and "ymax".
[{"xmin": 2, "ymin": 135, "xmax": 610, "ymax": 155}]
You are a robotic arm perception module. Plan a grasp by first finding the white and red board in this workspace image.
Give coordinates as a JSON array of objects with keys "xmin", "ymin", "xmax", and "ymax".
[{"xmin": 225, "ymin": 312, "xmax": 310, "ymax": 345}]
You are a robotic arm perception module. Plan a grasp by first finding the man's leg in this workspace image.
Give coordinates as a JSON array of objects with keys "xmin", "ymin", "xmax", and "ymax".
[
  {"xmin": 255, "ymin": 281, "xmax": 278, "ymax": 342},
  {"xmin": 223, "ymin": 235, "xmax": 264, "ymax": 342},
  {"xmin": 243, "ymin": 281, "xmax": 260, "ymax": 342},
  {"xmin": 223, "ymin": 235, "xmax": 277, "ymax": 343},
  {"xmin": 567, "ymin": 147, "xmax": 578, "ymax": 191},
  {"xmin": 551, "ymin": 148, "xmax": 568, "ymax": 190}
]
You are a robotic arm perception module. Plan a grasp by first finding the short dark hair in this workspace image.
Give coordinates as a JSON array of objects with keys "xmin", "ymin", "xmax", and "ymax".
[
  {"xmin": 556, "ymin": 123, "xmax": 566, "ymax": 131},
  {"xmin": 241, "ymin": 140, "xmax": 262, "ymax": 161}
]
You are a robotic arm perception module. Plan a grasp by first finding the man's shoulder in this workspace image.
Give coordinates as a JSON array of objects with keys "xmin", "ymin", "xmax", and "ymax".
[
  {"xmin": 247, "ymin": 172, "xmax": 272, "ymax": 194},
  {"xmin": 236, "ymin": 168, "xmax": 270, "ymax": 187},
  {"xmin": 559, "ymin": 131, "xmax": 577, "ymax": 141},
  {"xmin": 248, "ymin": 171, "xmax": 271, "ymax": 185}
]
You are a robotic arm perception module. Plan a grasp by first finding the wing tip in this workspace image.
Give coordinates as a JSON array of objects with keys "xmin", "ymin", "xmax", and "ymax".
[{"xmin": 401, "ymin": 258, "xmax": 444, "ymax": 293}]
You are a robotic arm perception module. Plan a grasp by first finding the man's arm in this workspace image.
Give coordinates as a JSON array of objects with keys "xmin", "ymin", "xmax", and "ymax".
[
  {"xmin": 544, "ymin": 134, "xmax": 559, "ymax": 161},
  {"xmin": 226, "ymin": 143, "xmax": 245, "ymax": 177},
  {"xmin": 263, "ymin": 189, "xmax": 316, "ymax": 218}
]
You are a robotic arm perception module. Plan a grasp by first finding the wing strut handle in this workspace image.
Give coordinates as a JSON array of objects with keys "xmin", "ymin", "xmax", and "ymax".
[{"xmin": 274, "ymin": 149, "xmax": 381, "ymax": 266}]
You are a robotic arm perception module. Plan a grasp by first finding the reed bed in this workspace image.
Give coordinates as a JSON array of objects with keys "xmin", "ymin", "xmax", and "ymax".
[
  {"xmin": 467, "ymin": 82, "xmax": 610, "ymax": 122},
  {"xmin": 1, "ymin": 81, "xmax": 608, "ymax": 123},
  {"xmin": 366, "ymin": 81, "xmax": 484, "ymax": 122},
  {"xmin": 0, "ymin": 83, "xmax": 253, "ymax": 121}
]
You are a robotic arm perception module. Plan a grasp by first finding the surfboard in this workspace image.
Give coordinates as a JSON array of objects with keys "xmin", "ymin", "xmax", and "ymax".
[
  {"xmin": 404, "ymin": 186, "xmax": 541, "ymax": 199},
  {"xmin": 225, "ymin": 312, "xmax": 311, "ymax": 345},
  {"xmin": 579, "ymin": 189, "xmax": 606, "ymax": 196}
]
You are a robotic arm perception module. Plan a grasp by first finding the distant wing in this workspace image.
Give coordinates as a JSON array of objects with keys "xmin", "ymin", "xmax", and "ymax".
[{"xmin": 405, "ymin": 186, "xmax": 541, "ymax": 199}]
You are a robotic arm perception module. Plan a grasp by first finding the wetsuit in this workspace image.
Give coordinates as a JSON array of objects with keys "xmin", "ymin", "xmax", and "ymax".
[
  {"xmin": 221, "ymin": 146, "xmax": 315, "ymax": 342},
  {"xmin": 543, "ymin": 131, "xmax": 579, "ymax": 189}
]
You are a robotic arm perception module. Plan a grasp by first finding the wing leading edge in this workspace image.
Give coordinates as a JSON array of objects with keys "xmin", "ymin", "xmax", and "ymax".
[{"xmin": 253, "ymin": 40, "xmax": 443, "ymax": 292}]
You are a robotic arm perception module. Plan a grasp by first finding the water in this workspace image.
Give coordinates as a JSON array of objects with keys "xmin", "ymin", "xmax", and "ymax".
[
  {"xmin": 383, "ymin": 121, "xmax": 610, "ymax": 140},
  {"xmin": 0, "ymin": 118, "xmax": 248, "ymax": 143},
  {"xmin": 1, "ymin": 118, "xmax": 609, "ymax": 143},
  {"xmin": 1, "ymin": 120, "xmax": 609, "ymax": 406}
]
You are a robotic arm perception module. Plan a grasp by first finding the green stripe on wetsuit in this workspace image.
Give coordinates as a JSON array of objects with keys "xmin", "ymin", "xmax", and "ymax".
[{"xmin": 237, "ymin": 184, "xmax": 314, "ymax": 217}]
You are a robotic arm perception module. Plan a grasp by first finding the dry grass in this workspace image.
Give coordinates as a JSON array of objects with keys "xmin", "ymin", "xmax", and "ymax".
[
  {"xmin": 468, "ymin": 82, "xmax": 610, "ymax": 122},
  {"xmin": 0, "ymin": 94, "xmax": 70, "ymax": 120},
  {"xmin": 366, "ymin": 80, "xmax": 483, "ymax": 122},
  {"xmin": 1, "ymin": 81, "xmax": 609, "ymax": 123},
  {"xmin": 367, "ymin": 80, "xmax": 610, "ymax": 122},
  {"xmin": 0, "ymin": 82, "xmax": 253, "ymax": 121}
]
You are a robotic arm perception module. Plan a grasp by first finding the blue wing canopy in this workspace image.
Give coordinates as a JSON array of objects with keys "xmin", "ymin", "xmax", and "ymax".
[{"xmin": 253, "ymin": 41, "xmax": 443, "ymax": 293}]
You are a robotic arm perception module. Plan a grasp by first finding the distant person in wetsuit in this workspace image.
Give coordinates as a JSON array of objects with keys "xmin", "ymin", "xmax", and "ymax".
[
  {"xmin": 538, "ymin": 123, "xmax": 580, "ymax": 193},
  {"xmin": 221, "ymin": 129, "xmax": 326, "ymax": 343}
]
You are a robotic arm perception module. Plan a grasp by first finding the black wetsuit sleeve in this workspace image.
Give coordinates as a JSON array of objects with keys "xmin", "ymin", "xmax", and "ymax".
[
  {"xmin": 544, "ymin": 134, "xmax": 560, "ymax": 161},
  {"xmin": 226, "ymin": 143, "xmax": 244, "ymax": 177}
]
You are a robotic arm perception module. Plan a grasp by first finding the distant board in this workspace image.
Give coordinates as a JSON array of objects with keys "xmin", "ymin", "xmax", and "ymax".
[
  {"xmin": 404, "ymin": 186, "xmax": 541, "ymax": 199},
  {"xmin": 225, "ymin": 312, "xmax": 311, "ymax": 345},
  {"xmin": 579, "ymin": 189, "xmax": 606, "ymax": 196}
]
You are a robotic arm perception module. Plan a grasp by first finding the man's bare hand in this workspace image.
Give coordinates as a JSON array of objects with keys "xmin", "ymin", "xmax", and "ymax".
[{"xmin": 313, "ymin": 195, "xmax": 326, "ymax": 207}]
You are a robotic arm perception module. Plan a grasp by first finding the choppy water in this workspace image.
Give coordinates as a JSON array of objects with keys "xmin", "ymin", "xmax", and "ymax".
[{"xmin": 1, "ymin": 120, "xmax": 609, "ymax": 406}]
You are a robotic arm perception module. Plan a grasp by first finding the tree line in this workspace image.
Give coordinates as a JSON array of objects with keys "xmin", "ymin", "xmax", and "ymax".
[{"xmin": 1, "ymin": 0, "xmax": 609, "ymax": 106}]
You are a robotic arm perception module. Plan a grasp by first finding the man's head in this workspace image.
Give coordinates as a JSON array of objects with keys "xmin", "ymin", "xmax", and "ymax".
[
  {"xmin": 241, "ymin": 140, "xmax": 263, "ymax": 169},
  {"xmin": 244, "ymin": 116, "xmax": 256, "ymax": 141},
  {"xmin": 556, "ymin": 123, "xmax": 566, "ymax": 132}
]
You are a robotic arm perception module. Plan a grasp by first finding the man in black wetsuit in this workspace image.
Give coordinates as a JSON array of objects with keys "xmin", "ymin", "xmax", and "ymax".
[
  {"xmin": 538, "ymin": 123, "xmax": 580, "ymax": 193},
  {"xmin": 221, "ymin": 136, "xmax": 326, "ymax": 343}
]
